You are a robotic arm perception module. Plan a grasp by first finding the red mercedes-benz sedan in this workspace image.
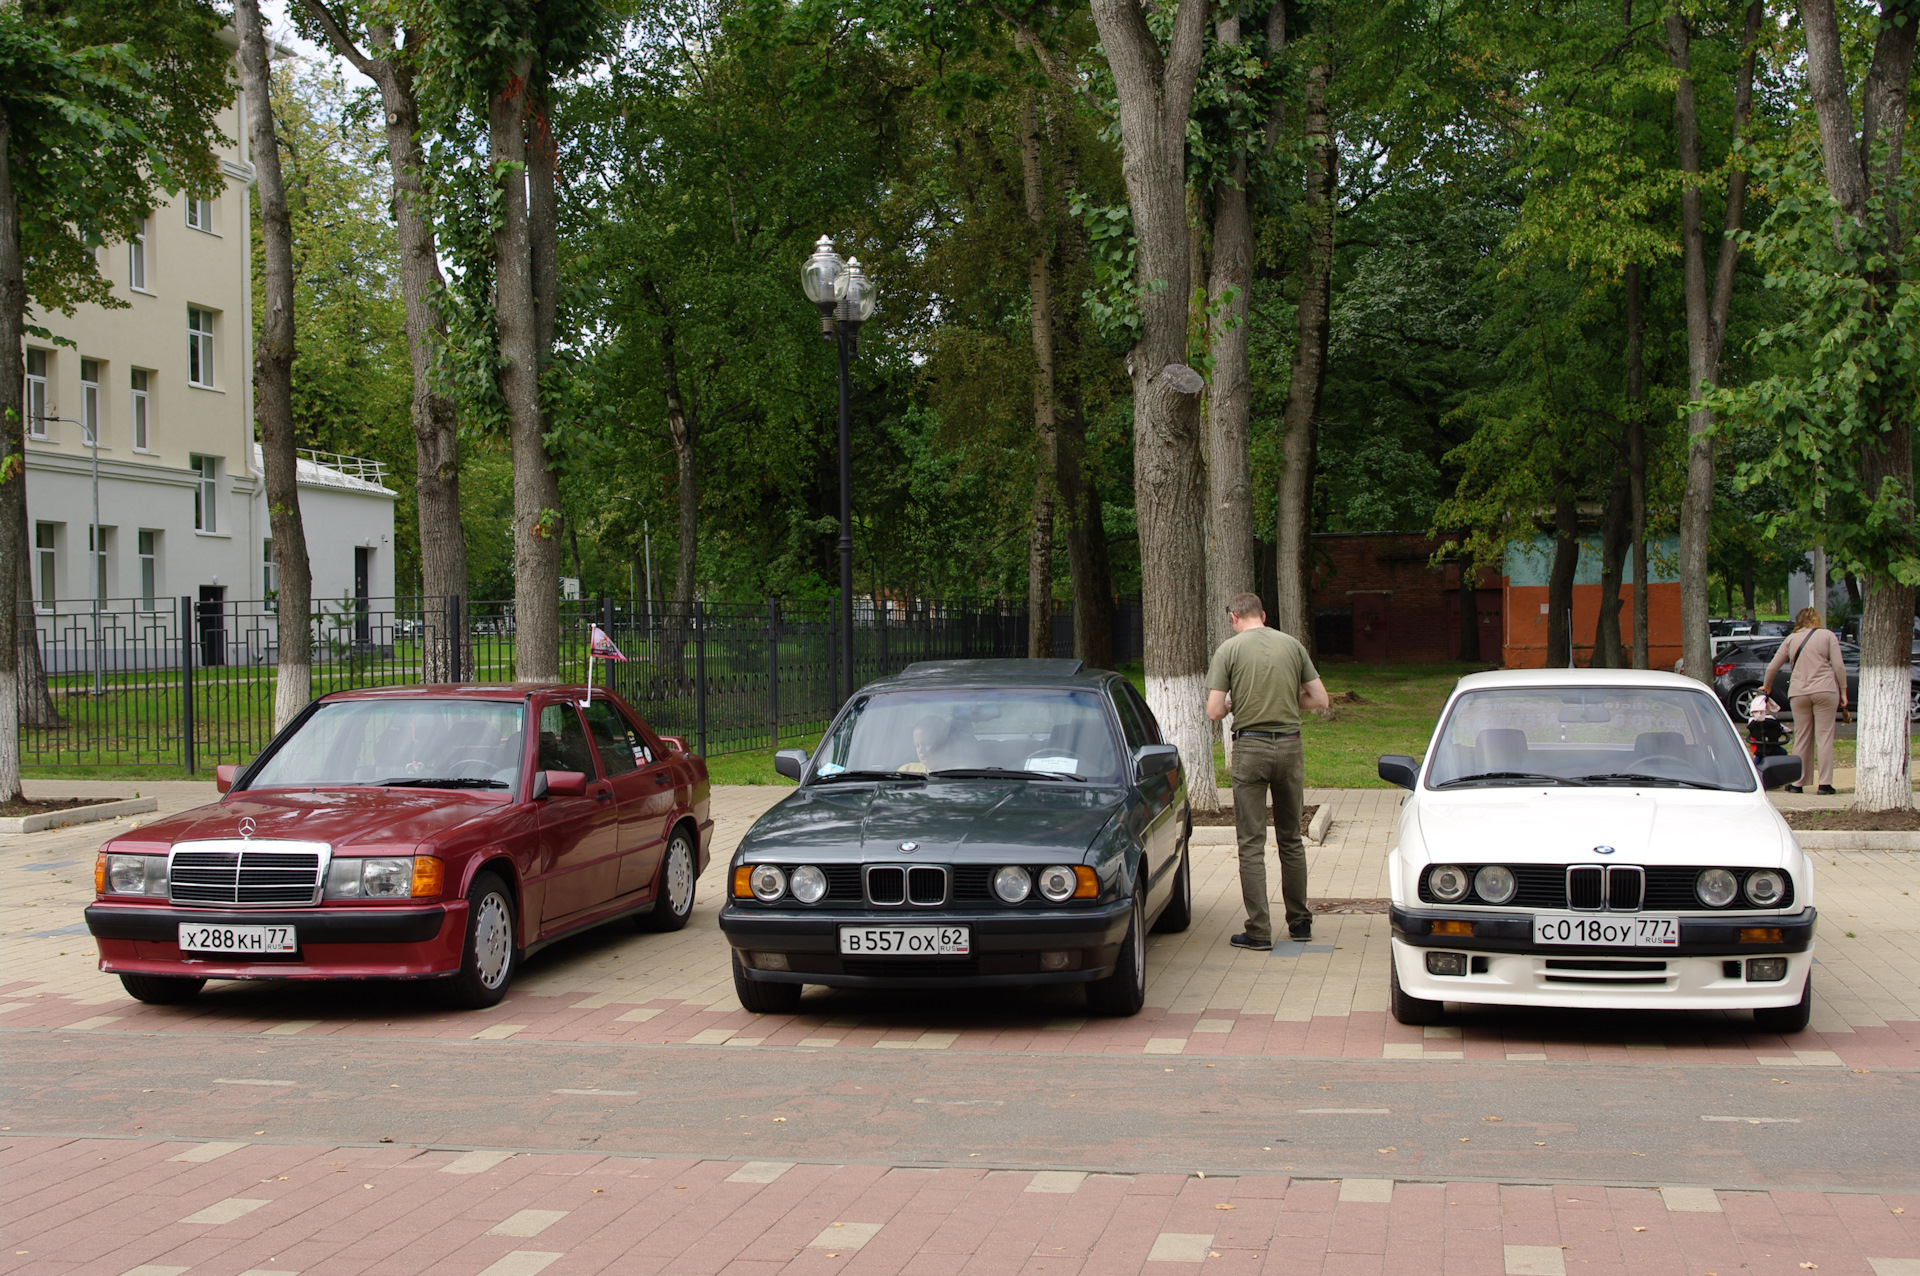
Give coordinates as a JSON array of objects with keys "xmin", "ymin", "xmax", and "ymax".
[{"xmin": 84, "ymin": 684, "xmax": 711, "ymax": 1009}]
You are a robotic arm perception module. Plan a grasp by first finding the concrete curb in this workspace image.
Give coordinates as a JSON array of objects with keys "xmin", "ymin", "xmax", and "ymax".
[
  {"xmin": 1307, "ymin": 805, "xmax": 1333, "ymax": 844},
  {"xmin": 0, "ymin": 796, "xmax": 158, "ymax": 834},
  {"xmin": 1793, "ymin": 831, "xmax": 1920, "ymax": 851}
]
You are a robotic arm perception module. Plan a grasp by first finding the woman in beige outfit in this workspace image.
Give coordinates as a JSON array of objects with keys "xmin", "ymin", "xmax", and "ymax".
[{"xmin": 1760, "ymin": 608, "xmax": 1849, "ymax": 794}]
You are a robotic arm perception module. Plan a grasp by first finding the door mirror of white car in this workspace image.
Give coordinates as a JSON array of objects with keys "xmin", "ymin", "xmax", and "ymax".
[
  {"xmin": 1757, "ymin": 755, "xmax": 1803, "ymax": 790},
  {"xmin": 773, "ymin": 748, "xmax": 808, "ymax": 781},
  {"xmin": 1378, "ymin": 754, "xmax": 1419, "ymax": 790},
  {"xmin": 1133, "ymin": 743, "xmax": 1180, "ymax": 781}
]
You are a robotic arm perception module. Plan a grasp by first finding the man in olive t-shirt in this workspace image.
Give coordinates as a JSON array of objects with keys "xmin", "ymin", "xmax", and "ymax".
[{"xmin": 1205, "ymin": 593, "xmax": 1330, "ymax": 949}]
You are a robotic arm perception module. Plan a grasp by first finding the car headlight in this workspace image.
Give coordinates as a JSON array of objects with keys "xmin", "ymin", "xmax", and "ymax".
[
  {"xmin": 1037, "ymin": 865, "xmax": 1077, "ymax": 903},
  {"xmin": 789, "ymin": 865, "xmax": 827, "ymax": 904},
  {"xmin": 1744, "ymin": 869, "xmax": 1787, "ymax": 907},
  {"xmin": 1473, "ymin": 865, "xmax": 1516, "ymax": 905},
  {"xmin": 102, "ymin": 854, "xmax": 167, "ymax": 896},
  {"xmin": 1427, "ymin": 864, "xmax": 1470, "ymax": 903},
  {"xmin": 1696, "ymin": 867, "xmax": 1738, "ymax": 907},
  {"xmin": 750, "ymin": 864, "xmax": 787, "ymax": 903},
  {"xmin": 323, "ymin": 856, "xmax": 441, "ymax": 900},
  {"xmin": 993, "ymin": 866, "xmax": 1032, "ymax": 904}
]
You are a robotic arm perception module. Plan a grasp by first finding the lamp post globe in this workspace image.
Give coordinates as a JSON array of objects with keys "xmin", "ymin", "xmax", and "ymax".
[
  {"xmin": 802, "ymin": 235, "xmax": 844, "ymax": 315},
  {"xmin": 835, "ymin": 257, "xmax": 877, "ymax": 325}
]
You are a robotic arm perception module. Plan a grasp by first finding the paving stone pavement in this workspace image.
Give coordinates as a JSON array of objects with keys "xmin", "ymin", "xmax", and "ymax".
[
  {"xmin": 5, "ymin": 783, "xmax": 1916, "ymax": 1069},
  {"xmin": 2, "ymin": 1136, "xmax": 1917, "ymax": 1276}
]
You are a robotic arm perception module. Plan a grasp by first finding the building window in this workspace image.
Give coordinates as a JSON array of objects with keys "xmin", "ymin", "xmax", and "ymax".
[
  {"xmin": 88, "ymin": 524, "xmax": 107, "ymax": 599},
  {"xmin": 185, "ymin": 195, "xmax": 212, "ymax": 231},
  {"xmin": 187, "ymin": 308, "xmax": 214, "ymax": 387},
  {"xmin": 26, "ymin": 349, "xmax": 48, "ymax": 439},
  {"xmin": 191, "ymin": 454, "xmax": 218, "ymax": 532},
  {"xmin": 129, "ymin": 218, "xmax": 148, "ymax": 290},
  {"xmin": 262, "ymin": 538, "xmax": 276, "ymax": 609},
  {"xmin": 35, "ymin": 523, "xmax": 56, "ymax": 610},
  {"xmin": 139, "ymin": 530, "xmax": 157, "ymax": 610},
  {"xmin": 81, "ymin": 358, "xmax": 100, "ymax": 446},
  {"xmin": 131, "ymin": 369, "xmax": 150, "ymax": 449}
]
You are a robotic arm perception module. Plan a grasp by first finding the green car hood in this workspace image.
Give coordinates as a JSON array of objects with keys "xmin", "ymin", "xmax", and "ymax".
[{"xmin": 740, "ymin": 781, "xmax": 1127, "ymax": 862}]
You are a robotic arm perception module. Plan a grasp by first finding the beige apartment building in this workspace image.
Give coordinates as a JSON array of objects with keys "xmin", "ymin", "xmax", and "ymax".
[{"xmin": 22, "ymin": 49, "xmax": 396, "ymax": 667}]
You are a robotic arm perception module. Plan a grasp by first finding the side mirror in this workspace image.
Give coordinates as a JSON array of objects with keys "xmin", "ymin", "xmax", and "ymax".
[
  {"xmin": 1133, "ymin": 743, "xmax": 1180, "ymax": 781},
  {"xmin": 1758, "ymin": 754, "xmax": 1802, "ymax": 790},
  {"xmin": 214, "ymin": 764, "xmax": 238, "ymax": 794},
  {"xmin": 773, "ymin": 749, "xmax": 808, "ymax": 781},
  {"xmin": 660, "ymin": 735, "xmax": 689, "ymax": 756},
  {"xmin": 1378, "ymin": 754, "xmax": 1419, "ymax": 790},
  {"xmin": 536, "ymin": 770, "xmax": 587, "ymax": 799}
]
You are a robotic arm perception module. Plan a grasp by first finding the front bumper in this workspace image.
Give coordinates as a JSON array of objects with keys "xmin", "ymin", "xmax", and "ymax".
[
  {"xmin": 85, "ymin": 901, "xmax": 465, "ymax": 980},
  {"xmin": 719, "ymin": 899, "xmax": 1133, "ymax": 989},
  {"xmin": 1389, "ymin": 904, "xmax": 1815, "ymax": 1010}
]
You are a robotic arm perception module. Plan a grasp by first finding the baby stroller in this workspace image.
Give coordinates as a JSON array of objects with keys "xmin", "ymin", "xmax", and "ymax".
[{"xmin": 1745, "ymin": 695, "xmax": 1791, "ymax": 764}]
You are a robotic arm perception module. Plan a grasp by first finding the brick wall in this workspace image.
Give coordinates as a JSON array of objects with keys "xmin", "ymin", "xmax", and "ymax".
[{"xmin": 1306, "ymin": 532, "xmax": 1491, "ymax": 662}]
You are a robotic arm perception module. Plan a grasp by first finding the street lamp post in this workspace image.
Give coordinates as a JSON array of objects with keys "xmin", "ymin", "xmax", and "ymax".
[{"xmin": 800, "ymin": 235, "xmax": 876, "ymax": 707}]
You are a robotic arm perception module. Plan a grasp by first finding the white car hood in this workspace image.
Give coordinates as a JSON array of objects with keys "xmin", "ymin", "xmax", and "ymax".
[{"xmin": 1413, "ymin": 789, "xmax": 1794, "ymax": 868}]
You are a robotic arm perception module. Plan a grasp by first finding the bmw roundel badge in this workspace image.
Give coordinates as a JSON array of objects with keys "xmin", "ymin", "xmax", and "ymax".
[
  {"xmin": 1593, "ymin": 844, "xmax": 1615, "ymax": 855},
  {"xmin": 899, "ymin": 841, "xmax": 918, "ymax": 853}
]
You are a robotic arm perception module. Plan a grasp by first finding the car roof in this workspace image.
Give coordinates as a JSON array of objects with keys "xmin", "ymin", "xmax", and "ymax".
[
  {"xmin": 1452, "ymin": 668, "xmax": 1718, "ymax": 693},
  {"xmin": 320, "ymin": 683, "xmax": 590, "ymax": 702},
  {"xmin": 865, "ymin": 658, "xmax": 1118, "ymax": 691}
]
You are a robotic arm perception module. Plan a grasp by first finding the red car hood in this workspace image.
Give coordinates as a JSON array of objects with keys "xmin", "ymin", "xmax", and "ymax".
[{"xmin": 132, "ymin": 788, "xmax": 509, "ymax": 853}]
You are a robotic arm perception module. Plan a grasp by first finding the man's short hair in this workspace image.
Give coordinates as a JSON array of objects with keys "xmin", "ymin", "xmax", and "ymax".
[{"xmin": 1226, "ymin": 592, "xmax": 1265, "ymax": 619}]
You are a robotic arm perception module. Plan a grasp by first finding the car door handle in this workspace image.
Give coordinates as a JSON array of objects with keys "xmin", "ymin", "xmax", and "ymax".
[
  {"xmin": 653, "ymin": 774, "xmax": 672, "ymax": 786},
  {"xmin": 595, "ymin": 790, "xmax": 613, "ymax": 803}
]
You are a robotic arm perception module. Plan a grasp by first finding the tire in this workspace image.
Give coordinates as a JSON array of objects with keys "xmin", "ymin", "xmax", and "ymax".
[
  {"xmin": 1152, "ymin": 836, "xmax": 1192, "ymax": 935},
  {"xmin": 1389, "ymin": 955, "xmax": 1444, "ymax": 1026},
  {"xmin": 1753, "ymin": 972, "xmax": 1812, "ymax": 1034},
  {"xmin": 1087, "ymin": 887, "xmax": 1147, "ymax": 1017},
  {"xmin": 436, "ymin": 870, "xmax": 517, "ymax": 1010},
  {"xmin": 636, "ymin": 827, "xmax": 697, "ymax": 933},
  {"xmin": 1730, "ymin": 684, "xmax": 1765, "ymax": 721},
  {"xmin": 732, "ymin": 948, "xmax": 802, "ymax": 1014},
  {"xmin": 119, "ymin": 973, "xmax": 205, "ymax": 1005}
]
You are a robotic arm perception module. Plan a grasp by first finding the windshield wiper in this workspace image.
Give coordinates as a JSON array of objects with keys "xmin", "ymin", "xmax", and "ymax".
[
  {"xmin": 928, "ymin": 767, "xmax": 1087, "ymax": 782},
  {"xmin": 375, "ymin": 777, "xmax": 509, "ymax": 789},
  {"xmin": 809, "ymin": 769, "xmax": 926, "ymax": 785},
  {"xmin": 1433, "ymin": 771, "xmax": 1590, "ymax": 788},
  {"xmin": 1577, "ymin": 772, "xmax": 1725, "ymax": 790}
]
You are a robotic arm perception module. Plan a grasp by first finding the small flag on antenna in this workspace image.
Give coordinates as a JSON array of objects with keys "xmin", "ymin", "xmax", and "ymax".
[{"xmin": 589, "ymin": 624, "xmax": 628, "ymax": 662}]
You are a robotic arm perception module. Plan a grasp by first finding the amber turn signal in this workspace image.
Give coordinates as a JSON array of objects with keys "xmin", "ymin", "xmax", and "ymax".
[
  {"xmin": 1739, "ymin": 927, "xmax": 1784, "ymax": 944},
  {"xmin": 1073, "ymin": 866, "xmax": 1099, "ymax": 898},
  {"xmin": 410, "ymin": 856, "xmax": 445, "ymax": 898},
  {"xmin": 1431, "ymin": 920, "xmax": 1475, "ymax": 937},
  {"xmin": 94, "ymin": 853, "xmax": 108, "ymax": 894},
  {"xmin": 732, "ymin": 865, "xmax": 754, "ymax": 898}
]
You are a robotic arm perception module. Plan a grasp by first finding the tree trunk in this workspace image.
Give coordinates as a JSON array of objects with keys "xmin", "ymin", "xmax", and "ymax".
[
  {"xmin": 1088, "ymin": 0, "xmax": 1215, "ymax": 809},
  {"xmin": 1740, "ymin": 562, "xmax": 1756, "ymax": 621},
  {"xmin": 295, "ymin": 6, "xmax": 467, "ymax": 678},
  {"xmin": 1017, "ymin": 71, "xmax": 1056, "ymax": 659},
  {"xmin": 0, "ymin": 104, "xmax": 22, "ymax": 801},
  {"xmin": 1594, "ymin": 466, "xmax": 1630, "ymax": 668},
  {"xmin": 1458, "ymin": 560, "xmax": 1480, "ymax": 663},
  {"xmin": 663, "ymin": 331, "xmax": 697, "ymax": 616},
  {"xmin": 1274, "ymin": 59, "xmax": 1336, "ymax": 651},
  {"xmin": 1799, "ymin": 0, "xmax": 1916, "ymax": 811},
  {"xmin": 492, "ymin": 55, "xmax": 558, "ymax": 682},
  {"xmin": 1626, "ymin": 262, "xmax": 1650, "ymax": 669},
  {"xmin": 236, "ymin": 0, "xmax": 313, "ymax": 731},
  {"xmin": 1668, "ymin": 0, "xmax": 1762, "ymax": 685},
  {"xmin": 1546, "ymin": 491, "xmax": 1579, "ymax": 669}
]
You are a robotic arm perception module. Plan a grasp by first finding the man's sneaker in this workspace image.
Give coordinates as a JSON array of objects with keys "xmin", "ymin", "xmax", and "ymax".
[
  {"xmin": 1289, "ymin": 922, "xmax": 1313, "ymax": 942},
  {"xmin": 1817, "ymin": 784, "xmax": 1838, "ymax": 796},
  {"xmin": 1230, "ymin": 932, "xmax": 1272, "ymax": 951}
]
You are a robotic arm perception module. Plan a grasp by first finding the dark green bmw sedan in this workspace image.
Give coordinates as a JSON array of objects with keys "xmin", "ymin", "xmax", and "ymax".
[{"xmin": 719, "ymin": 659, "xmax": 1193, "ymax": 1016}]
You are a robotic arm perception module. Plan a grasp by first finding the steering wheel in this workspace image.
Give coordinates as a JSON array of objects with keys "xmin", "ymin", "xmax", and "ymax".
[
  {"xmin": 1631, "ymin": 753, "xmax": 1705, "ymax": 780},
  {"xmin": 444, "ymin": 756, "xmax": 499, "ymax": 777}
]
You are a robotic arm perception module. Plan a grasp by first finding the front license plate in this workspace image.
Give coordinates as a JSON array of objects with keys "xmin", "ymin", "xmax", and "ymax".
[
  {"xmin": 839, "ymin": 925, "xmax": 971, "ymax": 956},
  {"xmin": 1532, "ymin": 914, "xmax": 1679, "ymax": 947},
  {"xmin": 177, "ymin": 923, "xmax": 297, "ymax": 954}
]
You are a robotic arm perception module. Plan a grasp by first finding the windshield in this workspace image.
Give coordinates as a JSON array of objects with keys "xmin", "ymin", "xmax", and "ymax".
[
  {"xmin": 1425, "ymin": 686, "xmax": 1754, "ymax": 791},
  {"xmin": 247, "ymin": 699, "xmax": 525, "ymax": 792},
  {"xmin": 814, "ymin": 688, "xmax": 1123, "ymax": 783}
]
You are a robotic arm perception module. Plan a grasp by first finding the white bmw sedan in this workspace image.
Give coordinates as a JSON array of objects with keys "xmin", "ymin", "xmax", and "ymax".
[{"xmin": 1379, "ymin": 669, "xmax": 1814, "ymax": 1032}]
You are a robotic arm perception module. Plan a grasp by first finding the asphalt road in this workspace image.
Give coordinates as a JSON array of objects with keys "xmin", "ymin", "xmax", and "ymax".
[{"xmin": 4, "ymin": 1029, "xmax": 1912, "ymax": 1194}]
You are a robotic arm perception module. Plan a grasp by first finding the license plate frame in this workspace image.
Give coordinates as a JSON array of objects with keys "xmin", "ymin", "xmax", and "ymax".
[
  {"xmin": 1531, "ymin": 913, "xmax": 1679, "ymax": 948},
  {"xmin": 177, "ymin": 922, "xmax": 298, "ymax": 954},
  {"xmin": 838, "ymin": 925, "xmax": 971, "ymax": 957}
]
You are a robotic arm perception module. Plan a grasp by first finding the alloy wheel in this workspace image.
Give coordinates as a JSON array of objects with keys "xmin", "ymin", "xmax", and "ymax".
[
  {"xmin": 665, "ymin": 837, "xmax": 695, "ymax": 915},
  {"xmin": 473, "ymin": 892, "xmax": 513, "ymax": 990}
]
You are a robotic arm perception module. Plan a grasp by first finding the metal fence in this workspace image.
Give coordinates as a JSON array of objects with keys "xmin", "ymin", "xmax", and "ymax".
[{"xmin": 14, "ymin": 593, "xmax": 1134, "ymax": 772}]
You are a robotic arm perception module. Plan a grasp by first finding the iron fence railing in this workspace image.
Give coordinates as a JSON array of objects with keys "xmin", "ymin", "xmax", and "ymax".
[{"xmin": 14, "ymin": 593, "xmax": 1137, "ymax": 772}]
